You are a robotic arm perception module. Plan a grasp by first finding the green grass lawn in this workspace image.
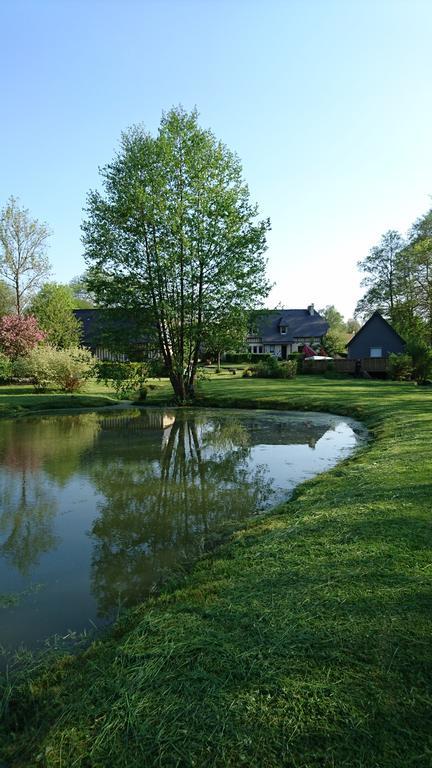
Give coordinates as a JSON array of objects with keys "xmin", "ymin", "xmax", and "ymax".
[
  {"xmin": 1, "ymin": 376, "xmax": 431, "ymax": 767},
  {"xmin": 0, "ymin": 378, "xmax": 174, "ymax": 418}
]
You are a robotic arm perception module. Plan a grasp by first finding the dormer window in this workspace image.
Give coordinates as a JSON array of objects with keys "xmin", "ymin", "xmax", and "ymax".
[{"xmin": 280, "ymin": 326, "xmax": 287, "ymax": 334}]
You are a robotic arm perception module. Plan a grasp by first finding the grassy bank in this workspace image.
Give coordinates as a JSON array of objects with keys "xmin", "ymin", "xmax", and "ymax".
[
  {"xmin": 1, "ymin": 377, "xmax": 431, "ymax": 767},
  {"xmin": 0, "ymin": 378, "xmax": 174, "ymax": 418}
]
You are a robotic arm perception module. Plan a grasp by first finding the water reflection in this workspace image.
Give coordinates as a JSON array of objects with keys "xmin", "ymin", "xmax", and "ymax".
[
  {"xmin": 88, "ymin": 414, "xmax": 273, "ymax": 615},
  {"xmin": 0, "ymin": 408, "xmax": 363, "ymax": 650}
]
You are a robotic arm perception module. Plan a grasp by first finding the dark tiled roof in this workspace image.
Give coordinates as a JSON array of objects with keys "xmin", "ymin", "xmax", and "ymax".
[
  {"xmin": 250, "ymin": 309, "xmax": 329, "ymax": 343},
  {"xmin": 346, "ymin": 310, "xmax": 405, "ymax": 347},
  {"xmin": 73, "ymin": 309, "xmax": 151, "ymax": 347}
]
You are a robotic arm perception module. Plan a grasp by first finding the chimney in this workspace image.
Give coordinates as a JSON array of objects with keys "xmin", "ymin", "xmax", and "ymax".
[{"xmin": 307, "ymin": 303, "xmax": 315, "ymax": 316}]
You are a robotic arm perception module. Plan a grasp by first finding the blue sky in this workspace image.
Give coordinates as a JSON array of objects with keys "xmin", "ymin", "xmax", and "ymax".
[{"xmin": 1, "ymin": 0, "xmax": 431, "ymax": 318}]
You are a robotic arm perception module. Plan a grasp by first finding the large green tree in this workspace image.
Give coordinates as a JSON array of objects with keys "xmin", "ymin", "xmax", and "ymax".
[
  {"xmin": 83, "ymin": 107, "xmax": 270, "ymax": 401},
  {"xmin": 0, "ymin": 196, "xmax": 51, "ymax": 315},
  {"xmin": 355, "ymin": 230, "xmax": 405, "ymax": 323},
  {"xmin": 28, "ymin": 282, "xmax": 82, "ymax": 347}
]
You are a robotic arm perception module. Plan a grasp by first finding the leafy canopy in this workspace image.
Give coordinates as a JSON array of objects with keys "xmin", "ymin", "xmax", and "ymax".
[
  {"xmin": 83, "ymin": 106, "xmax": 271, "ymax": 401},
  {"xmin": 28, "ymin": 282, "xmax": 82, "ymax": 348}
]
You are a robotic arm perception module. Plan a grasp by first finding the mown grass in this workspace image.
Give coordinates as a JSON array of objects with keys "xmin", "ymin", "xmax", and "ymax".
[
  {"xmin": 1, "ymin": 376, "xmax": 431, "ymax": 767},
  {"xmin": 0, "ymin": 378, "xmax": 174, "ymax": 418}
]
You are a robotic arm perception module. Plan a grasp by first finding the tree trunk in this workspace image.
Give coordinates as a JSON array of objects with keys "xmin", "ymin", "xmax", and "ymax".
[{"xmin": 217, "ymin": 351, "xmax": 221, "ymax": 372}]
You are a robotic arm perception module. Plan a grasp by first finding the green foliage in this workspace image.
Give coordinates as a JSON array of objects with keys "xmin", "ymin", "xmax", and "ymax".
[
  {"xmin": 0, "ymin": 351, "xmax": 12, "ymax": 382},
  {"xmin": 97, "ymin": 361, "xmax": 148, "ymax": 399},
  {"xmin": 405, "ymin": 339, "xmax": 432, "ymax": 384},
  {"xmin": 322, "ymin": 325, "xmax": 347, "ymax": 356},
  {"xmin": 388, "ymin": 352, "xmax": 413, "ymax": 381},
  {"xmin": 224, "ymin": 353, "xmax": 252, "ymax": 363},
  {"xmin": 319, "ymin": 304, "xmax": 349, "ymax": 355},
  {"xmin": 203, "ymin": 308, "xmax": 249, "ymax": 370},
  {"xmin": 28, "ymin": 282, "xmax": 82, "ymax": 348},
  {"xmin": 83, "ymin": 106, "xmax": 270, "ymax": 402},
  {"xmin": 0, "ymin": 279, "xmax": 15, "ymax": 317},
  {"xmin": 18, "ymin": 345, "xmax": 97, "ymax": 392},
  {"xmin": 68, "ymin": 272, "xmax": 95, "ymax": 308},
  {"xmin": 356, "ymin": 214, "xmax": 432, "ymax": 344},
  {"xmin": 252, "ymin": 357, "xmax": 297, "ymax": 379}
]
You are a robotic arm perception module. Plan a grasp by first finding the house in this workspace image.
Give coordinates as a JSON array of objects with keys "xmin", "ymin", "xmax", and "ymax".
[
  {"xmin": 347, "ymin": 311, "xmax": 405, "ymax": 360},
  {"xmin": 247, "ymin": 304, "xmax": 329, "ymax": 360},
  {"xmin": 74, "ymin": 308, "xmax": 156, "ymax": 360}
]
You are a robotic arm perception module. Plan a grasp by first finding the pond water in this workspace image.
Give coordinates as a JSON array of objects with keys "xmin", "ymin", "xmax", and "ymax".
[{"xmin": 0, "ymin": 408, "xmax": 365, "ymax": 653}]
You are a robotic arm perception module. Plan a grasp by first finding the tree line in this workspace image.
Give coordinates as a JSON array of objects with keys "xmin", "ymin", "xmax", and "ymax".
[{"xmin": 356, "ymin": 208, "xmax": 432, "ymax": 344}]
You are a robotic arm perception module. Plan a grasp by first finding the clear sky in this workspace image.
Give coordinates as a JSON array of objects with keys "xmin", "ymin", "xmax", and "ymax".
[{"xmin": 1, "ymin": 0, "xmax": 432, "ymax": 319}]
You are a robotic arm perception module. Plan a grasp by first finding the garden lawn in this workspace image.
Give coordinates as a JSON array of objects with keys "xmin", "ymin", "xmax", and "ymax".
[{"xmin": 1, "ymin": 376, "xmax": 431, "ymax": 767}]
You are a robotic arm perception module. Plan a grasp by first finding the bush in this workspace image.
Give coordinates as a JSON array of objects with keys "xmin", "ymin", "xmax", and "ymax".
[
  {"xmin": 242, "ymin": 368, "xmax": 253, "ymax": 378},
  {"xmin": 406, "ymin": 340, "xmax": 432, "ymax": 384},
  {"xmin": 288, "ymin": 353, "xmax": 302, "ymax": 373},
  {"xmin": 0, "ymin": 314, "xmax": 45, "ymax": 359},
  {"xmin": 0, "ymin": 352, "xmax": 13, "ymax": 383},
  {"xmin": 97, "ymin": 361, "xmax": 148, "ymax": 398},
  {"xmin": 389, "ymin": 352, "xmax": 413, "ymax": 381},
  {"xmin": 251, "ymin": 353, "xmax": 273, "ymax": 363},
  {"xmin": 148, "ymin": 358, "xmax": 170, "ymax": 377},
  {"xmin": 252, "ymin": 357, "xmax": 297, "ymax": 379},
  {"xmin": 19, "ymin": 345, "xmax": 97, "ymax": 392},
  {"xmin": 277, "ymin": 360, "xmax": 298, "ymax": 379}
]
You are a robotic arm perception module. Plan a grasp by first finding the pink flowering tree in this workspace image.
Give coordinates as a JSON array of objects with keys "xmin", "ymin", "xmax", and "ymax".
[{"xmin": 0, "ymin": 314, "xmax": 45, "ymax": 358}]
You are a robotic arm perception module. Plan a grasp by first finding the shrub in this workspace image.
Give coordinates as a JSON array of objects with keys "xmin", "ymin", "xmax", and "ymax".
[
  {"xmin": 242, "ymin": 368, "xmax": 253, "ymax": 378},
  {"xmin": 0, "ymin": 314, "xmax": 45, "ymax": 359},
  {"xmin": 252, "ymin": 357, "xmax": 297, "ymax": 379},
  {"xmin": 406, "ymin": 340, "xmax": 432, "ymax": 384},
  {"xmin": 277, "ymin": 360, "xmax": 297, "ymax": 379},
  {"xmin": 21, "ymin": 345, "xmax": 97, "ymax": 391},
  {"xmin": 0, "ymin": 352, "xmax": 13, "ymax": 383},
  {"xmin": 389, "ymin": 352, "xmax": 413, "ymax": 381},
  {"xmin": 288, "ymin": 352, "xmax": 303, "ymax": 367},
  {"xmin": 97, "ymin": 361, "xmax": 148, "ymax": 398}
]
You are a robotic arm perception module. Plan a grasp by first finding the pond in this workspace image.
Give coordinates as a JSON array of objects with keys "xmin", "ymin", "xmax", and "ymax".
[{"xmin": 0, "ymin": 407, "xmax": 366, "ymax": 653}]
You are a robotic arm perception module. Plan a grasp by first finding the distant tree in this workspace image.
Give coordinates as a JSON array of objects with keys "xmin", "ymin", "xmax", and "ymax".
[
  {"xmin": 0, "ymin": 280, "xmax": 15, "ymax": 317},
  {"xmin": 0, "ymin": 314, "xmax": 45, "ymax": 358},
  {"xmin": 405, "ymin": 210, "xmax": 432, "ymax": 343},
  {"xmin": 319, "ymin": 304, "xmax": 348, "ymax": 355},
  {"xmin": 319, "ymin": 305, "xmax": 345, "ymax": 331},
  {"xmin": 355, "ymin": 230, "xmax": 405, "ymax": 323},
  {"xmin": 28, "ymin": 282, "xmax": 82, "ymax": 348},
  {"xmin": 83, "ymin": 107, "xmax": 270, "ymax": 402},
  {"xmin": 0, "ymin": 196, "xmax": 51, "ymax": 315},
  {"xmin": 203, "ymin": 309, "xmax": 248, "ymax": 371},
  {"xmin": 346, "ymin": 317, "xmax": 360, "ymax": 334},
  {"xmin": 69, "ymin": 272, "xmax": 95, "ymax": 308}
]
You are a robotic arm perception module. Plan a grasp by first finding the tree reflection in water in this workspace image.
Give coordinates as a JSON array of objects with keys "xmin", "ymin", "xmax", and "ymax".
[
  {"xmin": 88, "ymin": 411, "xmax": 274, "ymax": 616},
  {"xmin": 0, "ymin": 414, "xmax": 101, "ymax": 574}
]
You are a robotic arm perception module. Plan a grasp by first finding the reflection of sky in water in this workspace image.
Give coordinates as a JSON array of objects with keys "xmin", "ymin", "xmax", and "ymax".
[{"xmin": 0, "ymin": 409, "xmax": 366, "ymax": 653}]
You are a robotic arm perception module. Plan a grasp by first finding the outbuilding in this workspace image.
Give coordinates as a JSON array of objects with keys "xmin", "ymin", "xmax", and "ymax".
[{"xmin": 347, "ymin": 311, "xmax": 405, "ymax": 360}]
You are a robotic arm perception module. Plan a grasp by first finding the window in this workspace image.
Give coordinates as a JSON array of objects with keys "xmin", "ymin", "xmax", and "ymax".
[
  {"xmin": 370, "ymin": 347, "xmax": 382, "ymax": 358},
  {"xmin": 280, "ymin": 326, "xmax": 286, "ymax": 334},
  {"xmin": 269, "ymin": 345, "xmax": 275, "ymax": 353},
  {"xmin": 259, "ymin": 346, "xmax": 263, "ymax": 354}
]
